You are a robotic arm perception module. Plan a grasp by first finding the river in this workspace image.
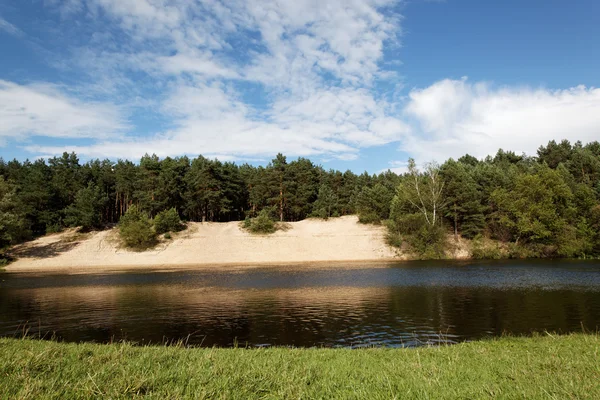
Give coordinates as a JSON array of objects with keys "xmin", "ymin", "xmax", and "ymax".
[{"xmin": 1, "ymin": 260, "xmax": 600, "ymax": 347}]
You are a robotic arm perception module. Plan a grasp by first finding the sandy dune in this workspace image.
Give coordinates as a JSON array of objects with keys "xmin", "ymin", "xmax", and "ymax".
[{"xmin": 6, "ymin": 216, "xmax": 400, "ymax": 273}]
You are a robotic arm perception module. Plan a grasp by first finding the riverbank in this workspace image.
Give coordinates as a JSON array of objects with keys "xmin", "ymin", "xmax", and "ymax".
[
  {"xmin": 5, "ymin": 216, "xmax": 400, "ymax": 273},
  {"xmin": 1, "ymin": 334, "xmax": 598, "ymax": 399}
]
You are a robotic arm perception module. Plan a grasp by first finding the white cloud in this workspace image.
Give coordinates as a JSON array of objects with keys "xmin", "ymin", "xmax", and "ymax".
[
  {"xmin": 240, "ymin": 0, "xmax": 398, "ymax": 89},
  {"xmin": 26, "ymin": 83, "xmax": 359, "ymax": 160},
  {"xmin": 17, "ymin": 2, "xmax": 600, "ymax": 169},
  {"xmin": 402, "ymin": 79, "xmax": 600, "ymax": 163},
  {"xmin": 43, "ymin": 0, "xmax": 83, "ymax": 17},
  {"xmin": 0, "ymin": 16, "xmax": 23, "ymax": 37},
  {"xmin": 156, "ymin": 52, "xmax": 239, "ymax": 78},
  {"xmin": 0, "ymin": 80, "xmax": 127, "ymax": 143},
  {"xmin": 24, "ymin": 0, "xmax": 407, "ymax": 161},
  {"xmin": 381, "ymin": 160, "xmax": 409, "ymax": 175}
]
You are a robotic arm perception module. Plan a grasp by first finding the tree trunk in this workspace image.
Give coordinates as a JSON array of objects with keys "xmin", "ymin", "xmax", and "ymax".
[
  {"xmin": 279, "ymin": 175, "xmax": 284, "ymax": 222},
  {"xmin": 454, "ymin": 202, "xmax": 458, "ymax": 242}
]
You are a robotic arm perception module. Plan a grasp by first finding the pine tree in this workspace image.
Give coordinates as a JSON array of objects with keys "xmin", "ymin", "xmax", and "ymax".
[
  {"xmin": 441, "ymin": 159, "xmax": 486, "ymax": 239},
  {"xmin": 0, "ymin": 177, "xmax": 24, "ymax": 251},
  {"xmin": 64, "ymin": 183, "xmax": 108, "ymax": 230}
]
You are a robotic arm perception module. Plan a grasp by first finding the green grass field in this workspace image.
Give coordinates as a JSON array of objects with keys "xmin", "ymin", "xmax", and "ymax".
[{"xmin": 1, "ymin": 334, "xmax": 599, "ymax": 399}]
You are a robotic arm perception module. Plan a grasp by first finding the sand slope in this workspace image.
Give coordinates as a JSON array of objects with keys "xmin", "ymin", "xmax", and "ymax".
[{"xmin": 6, "ymin": 216, "xmax": 400, "ymax": 273}]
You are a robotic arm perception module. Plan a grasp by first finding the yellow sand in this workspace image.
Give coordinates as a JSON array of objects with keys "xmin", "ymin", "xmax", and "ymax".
[{"xmin": 6, "ymin": 216, "xmax": 400, "ymax": 274}]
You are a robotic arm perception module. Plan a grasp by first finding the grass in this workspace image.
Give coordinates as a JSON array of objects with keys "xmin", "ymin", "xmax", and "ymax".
[{"xmin": 1, "ymin": 334, "xmax": 599, "ymax": 399}]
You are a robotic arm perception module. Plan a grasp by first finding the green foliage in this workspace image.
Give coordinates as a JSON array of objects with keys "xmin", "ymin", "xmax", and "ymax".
[
  {"xmin": 118, "ymin": 206, "xmax": 157, "ymax": 250},
  {"xmin": 356, "ymin": 183, "xmax": 393, "ymax": 224},
  {"xmin": 440, "ymin": 159, "xmax": 486, "ymax": 238},
  {"xmin": 387, "ymin": 160, "xmax": 448, "ymax": 258},
  {"xmin": 537, "ymin": 139, "xmax": 574, "ymax": 168},
  {"xmin": 488, "ymin": 164, "xmax": 594, "ymax": 257},
  {"xmin": 184, "ymin": 156, "xmax": 246, "ymax": 222},
  {"xmin": 64, "ymin": 183, "xmax": 108, "ymax": 230},
  {"xmin": 400, "ymin": 220, "xmax": 446, "ymax": 259},
  {"xmin": 285, "ymin": 158, "xmax": 319, "ymax": 221},
  {"xmin": 2, "ymin": 137, "xmax": 600, "ymax": 259},
  {"xmin": 311, "ymin": 184, "xmax": 337, "ymax": 219},
  {"xmin": 392, "ymin": 159, "xmax": 445, "ymax": 227},
  {"xmin": 411, "ymin": 224, "xmax": 447, "ymax": 259},
  {"xmin": 386, "ymin": 213, "xmax": 447, "ymax": 259},
  {"xmin": 471, "ymin": 236, "xmax": 505, "ymax": 259},
  {"xmin": 0, "ymin": 177, "xmax": 25, "ymax": 257},
  {"xmin": 243, "ymin": 209, "xmax": 277, "ymax": 234},
  {"xmin": 154, "ymin": 208, "xmax": 184, "ymax": 234}
]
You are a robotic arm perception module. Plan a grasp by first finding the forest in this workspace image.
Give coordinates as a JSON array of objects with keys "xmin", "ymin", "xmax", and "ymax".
[{"xmin": 1, "ymin": 139, "xmax": 600, "ymax": 259}]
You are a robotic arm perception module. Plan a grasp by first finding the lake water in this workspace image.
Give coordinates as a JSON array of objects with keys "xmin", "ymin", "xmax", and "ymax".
[{"xmin": 1, "ymin": 260, "xmax": 600, "ymax": 348}]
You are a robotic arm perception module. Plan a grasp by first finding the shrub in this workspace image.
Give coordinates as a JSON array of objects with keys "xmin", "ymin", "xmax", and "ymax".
[
  {"xmin": 358, "ymin": 212, "xmax": 381, "ymax": 224},
  {"xmin": 154, "ymin": 208, "xmax": 184, "ymax": 234},
  {"xmin": 392, "ymin": 213, "xmax": 426, "ymax": 235},
  {"xmin": 507, "ymin": 243, "xmax": 538, "ymax": 259},
  {"xmin": 118, "ymin": 206, "xmax": 157, "ymax": 250},
  {"xmin": 244, "ymin": 209, "xmax": 277, "ymax": 234},
  {"xmin": 0, "ymin": 256, "xmax": 12, "ymax": 268},
  {"xmin": 408, "ymin": 224, "xmax": 447, "ymax": 259},
  {"xmin": 471, "ymin": 236, "xmax": 504, "ymax": 259},
  {"xmin": 386, "ymin": 212, "xmax": 447, "ymax": 259},
  {"xmin": 385, "ymin": 231, "xmax": 403, "ymax": 248},
  {"xmin": 310, "ymin": 207, "xmax": 330, "ymax": 220}
]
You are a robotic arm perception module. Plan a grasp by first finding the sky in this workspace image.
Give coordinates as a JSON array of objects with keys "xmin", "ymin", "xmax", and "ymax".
[{"xmin": 1, "ymin": 0, "xmax": 599, "ymax": 173}]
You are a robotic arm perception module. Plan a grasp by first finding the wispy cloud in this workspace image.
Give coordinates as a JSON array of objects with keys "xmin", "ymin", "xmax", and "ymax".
[
  {"xmin": 25, "ymin": 0, "xmax": 406, "ymax": 161},
  {"xmin": 0, "ymin": 80, "xmax": 128, "ymax": 143},
  {"xmin": 382, "ymin": 160, "xmax": 409, "ymax": 175},
  {"xmin": 0, "ymin": 16, "xmax": 23, "ymax": 37}
]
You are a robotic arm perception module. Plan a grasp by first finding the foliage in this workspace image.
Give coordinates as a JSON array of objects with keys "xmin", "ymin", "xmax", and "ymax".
[
  {"xmin": 2, "ymin": 334, "xmax": 600, "ymax": 399},
  {"xmin": 387, "ymin": 214, "xmax": 447, "ymax": 259},
  {"xmin": 64, "ymin": 183, "xmax": 108, "ymax": 230},
  {"xmin": 2, "ymin": 138, "xmax": 600, "ymax": 259},
  {"xmin": 470, "ymin": 236, "xmax": 505, "ymax": 259},
  {"xmin": 0, "ymin": 177, "xmax": 25, "ymax": 259},
  {"xmin": 408, "ymin": 223, "xmax": 447, "ymax": 259},
  {"xmin": 440, "ymin": 159, "xmax": 486, "ymax": 238},
  {"xmin": 311, "ymin": 184, "xmax": 337, "ymax": 219},
  {"xmin": 118, "ymin": 206, "xmax": 157, "ymax": 250},
  {"xmin": 356, "ymin": 183, "xmax": 394, "ymax": 224},
  {"xmin": 488, "ymin": 165, "xmax": 593, "ymax": 257},
  {"xmin": 388, "ymin": 160, "xmax": 448, "ymax": 258},
  {"xmin": 394, "ymin": 159, "xmax": 445, "ymax": 227},
  {"xmin": 242, "ymin": 209, "xmax": 277, "ymax": 234},
  {"xmin": 153, "ymin": 208, "xmax": 184, "ymax": 234}
]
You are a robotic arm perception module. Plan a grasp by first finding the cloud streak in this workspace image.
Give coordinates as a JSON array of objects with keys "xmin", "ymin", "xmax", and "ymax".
[
  {"xmin": 0, "ymin": 80, "xmax": 128, "ymax": 145},
  {"xmin": 0, "ymin": 16, "xmax": 23, "ymax": 37}
]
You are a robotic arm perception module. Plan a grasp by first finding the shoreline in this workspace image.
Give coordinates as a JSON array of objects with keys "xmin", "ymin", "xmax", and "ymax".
[
  {"xmin": 5, "ymin": 216, "xmax": 404, "ymax": 275},
  {"xmin": 3, "ymin": 258, "xmax": 402, "ymax": 275}
]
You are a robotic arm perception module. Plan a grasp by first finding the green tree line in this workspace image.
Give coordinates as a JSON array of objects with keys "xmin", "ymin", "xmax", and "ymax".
[{"xmin": 1, "ymin": 139, "xmax": 600, "ymax": 258}]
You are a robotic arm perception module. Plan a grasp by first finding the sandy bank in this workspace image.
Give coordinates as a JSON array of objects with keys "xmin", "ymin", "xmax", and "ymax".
[{"xmin": 5, "ymin": 216, "xmax": 400, "ymax": 274}]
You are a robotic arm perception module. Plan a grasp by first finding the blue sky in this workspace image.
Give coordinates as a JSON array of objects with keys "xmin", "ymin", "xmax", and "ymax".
[{"xmin": 1, "ymin": 0, "xmax": 599, "ymax": 173}]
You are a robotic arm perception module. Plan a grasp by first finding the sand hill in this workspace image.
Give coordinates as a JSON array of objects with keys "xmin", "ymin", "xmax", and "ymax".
[{"xmin": 6, "ymin": 216, "xmax": 400, "ymax": 273}]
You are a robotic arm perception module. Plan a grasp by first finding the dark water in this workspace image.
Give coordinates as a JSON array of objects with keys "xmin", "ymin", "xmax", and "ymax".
[{"xmin": 1, "ymin": 260, "xmax": 600, "ymax": 348}]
